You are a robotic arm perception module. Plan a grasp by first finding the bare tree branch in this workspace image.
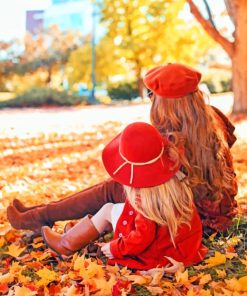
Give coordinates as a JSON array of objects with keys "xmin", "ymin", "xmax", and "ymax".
[
  {"xmin": 187, "ymin": 0, "xmax": 234, "ymax": 57},
  {"xmin": 224, "ymin": 0, "xmax": 236, "ymax": 26},
  {"xmin": 202, "ymin": 0, "xmax": 216, "ymax": 28}
]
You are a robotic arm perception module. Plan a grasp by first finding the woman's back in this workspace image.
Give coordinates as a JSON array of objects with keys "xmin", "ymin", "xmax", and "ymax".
[{"xmin": 144, "ymin": 64, "xmax": 238, "ymax": 232}]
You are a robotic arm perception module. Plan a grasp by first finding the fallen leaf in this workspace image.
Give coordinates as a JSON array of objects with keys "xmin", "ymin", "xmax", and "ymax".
[
  {"xmin": 175, "ymin": 269, "xmax": 189, "ymax": 284},
  {"xmin": 225, "ymin": 278, "xmax": 242, "ymax": 292},
  {"xmin": 215, "ymin": 269, "xmax": 226, "ymax": 278},
  {"xmin": 199, "ymin": 274, "xmax": 212, "ymax": 286},
  {"xmin": 0, "ymin": 272, "xmax": 14, "ymax": 284},
  {"xmin": 0, "ymin": 236, "xmax": 5, "ymax": 247},
  {"xmin": 11, "ymin": 285, "xmax": 37, "ymax": 296},
  {"xmin": 1, "ymin": 243, "xmax": 26, "ymax": 258},
  {"xmin": 140, "ymin": 267, "xmax": 165, "ymax": 286},
  {"xmin": 225, "ymin": 252, "xmax": 238, "ymax": 259},
  {"xmin": 0, "ymin": 283, "xmax": 8, "ymax": 294},
  {"xmin": 93, "ymin": 274, "xmax": 117, "ymax": 296},
  {"xmin": 124, "ymin": 274, "xmax": 151, "ymax": 285},
  {"xmin": 36, "ymin": 267, "xmax": 57, "ymax": 287},
  {"xmin": 238, "ymin": 275, "xmax": 247, "ymax": 291},
  {"xmin": 204, "ymin": 251, "xmax": 226, "ymax": 267}
]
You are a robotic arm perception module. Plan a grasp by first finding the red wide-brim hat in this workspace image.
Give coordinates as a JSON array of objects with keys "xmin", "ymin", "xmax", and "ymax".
[
  {"xmin": 144, "ymin": 63, "xmax": 201, "ymax": 98},
  {"xmin": 102, "ymin": 122, "xmax": 180, "ymax": 188}
]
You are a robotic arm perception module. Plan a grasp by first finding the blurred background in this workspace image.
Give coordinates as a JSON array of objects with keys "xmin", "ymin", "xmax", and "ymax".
[{"xmin": 0, "ymin": 0, "xmax": 245, "ymax": 113}]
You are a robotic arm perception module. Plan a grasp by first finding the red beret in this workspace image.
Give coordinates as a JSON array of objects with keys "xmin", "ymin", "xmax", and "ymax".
[{"xmin": 143, "ymin": 63, "xmax": 201, "ymax": 98}]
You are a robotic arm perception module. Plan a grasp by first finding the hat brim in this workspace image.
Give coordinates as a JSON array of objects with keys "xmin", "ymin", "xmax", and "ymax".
[{"xmin": 102, "ymin": 132, "xmax": 180, "ymax": 188}]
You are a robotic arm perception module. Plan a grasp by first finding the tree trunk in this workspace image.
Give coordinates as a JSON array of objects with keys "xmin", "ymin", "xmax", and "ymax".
[
  {"xmin": 137, "ymin": 77, "xmax": 144, "ymax": 99},
  {"xmin": 232, "ymin": 0, "xmax": 247, "ymax": 113},
  {"xmin": 187, "ymin": 0, "xmax": 247, "ymax": 113},
  {"xmin": 46, "ymin": 67, "xmax": 52, "ymax": 85}
]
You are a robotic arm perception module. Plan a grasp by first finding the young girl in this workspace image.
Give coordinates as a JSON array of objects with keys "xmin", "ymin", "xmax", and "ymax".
[
  {"xmin": 7, "ymin": 63, "xmax": 237, "ymax": 234},
  {"xmin": 41, "ymin": 122, "xmax": 207, "ymax": 270}
]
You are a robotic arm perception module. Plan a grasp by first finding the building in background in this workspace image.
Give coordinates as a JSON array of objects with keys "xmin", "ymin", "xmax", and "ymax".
[
  {"xmin": 43, "ymin": 0, "xmax": 92, "ymax": 34},
  {"xmin": 26, "ymin": 10, "xmax": 45, "ymax": 35},
  {"xmin": 25, "ymin": 0, "xmax": 103, "ymax": 39}
]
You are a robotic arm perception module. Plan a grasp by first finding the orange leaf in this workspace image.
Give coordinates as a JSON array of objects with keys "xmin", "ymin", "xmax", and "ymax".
[{"xmin": 204, "ymin": 251, "xmax": 226, "ymax": 268}]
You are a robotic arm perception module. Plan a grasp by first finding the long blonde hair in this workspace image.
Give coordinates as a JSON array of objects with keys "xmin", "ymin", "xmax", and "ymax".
[
  {"xmin": 124, "ymin": 172, "xmax": 194, "ymax": 246},
  {"xmin": 150, "ymin": 90, "xmax": 235, "ymax": 192}
]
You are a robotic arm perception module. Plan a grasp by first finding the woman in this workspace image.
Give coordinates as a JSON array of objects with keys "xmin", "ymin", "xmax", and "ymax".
[{"xmin": 7, "ymin": 63, "xmax": 237, "ymax": 234}]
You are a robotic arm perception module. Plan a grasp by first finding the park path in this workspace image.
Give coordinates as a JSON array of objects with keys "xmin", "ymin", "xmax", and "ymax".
[{"xmin": 0, "ymin": 92, "xmax": 242, "ymax": 139}]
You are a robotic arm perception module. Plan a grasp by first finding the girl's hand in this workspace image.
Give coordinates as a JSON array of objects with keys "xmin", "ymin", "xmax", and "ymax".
[{"xmin": 100, "ymin": 242, "xmax": 114, "ymax": 259}]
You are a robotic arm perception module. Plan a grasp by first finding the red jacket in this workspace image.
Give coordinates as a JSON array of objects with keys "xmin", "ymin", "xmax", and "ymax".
[{"xmin": 108, "ymin": 200, "xmax": 208, "ymax": 270}]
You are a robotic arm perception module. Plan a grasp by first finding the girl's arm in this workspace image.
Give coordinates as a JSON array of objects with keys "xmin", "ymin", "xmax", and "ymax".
[{"xmin": 109, "ymin": 214, "xmax": 157, "ymax": 258}]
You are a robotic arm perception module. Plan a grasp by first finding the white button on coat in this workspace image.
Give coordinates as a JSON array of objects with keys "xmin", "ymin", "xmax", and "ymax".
[
  {"xmin": 122, "ymin": 220, "xmax": 128, "ymax": 226},
  {"xmin": 119, "ymin": 233, "xmax": 123, "ymax": 238},
  {"xmin": 129, "ymin": 211, "xmax": 134, "ymax": 216}
]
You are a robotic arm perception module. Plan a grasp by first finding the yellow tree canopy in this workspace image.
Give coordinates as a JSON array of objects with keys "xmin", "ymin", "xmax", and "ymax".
[{"xmin": 100, "ymin": 0, "xmax": 215, "ymax": 78}]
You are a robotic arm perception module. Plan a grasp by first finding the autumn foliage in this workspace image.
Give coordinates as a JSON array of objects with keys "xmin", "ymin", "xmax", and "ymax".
[{"xmin": 0, "ymin": 112, "xmax": 246, "ymax": 295}]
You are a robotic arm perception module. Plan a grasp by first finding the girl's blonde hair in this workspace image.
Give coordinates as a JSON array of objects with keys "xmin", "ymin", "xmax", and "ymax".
[
  {"xmin": 150, "ymin": 90, "xmax": 235, "ymax": 192},
  {"xmin": 124, "ymin": 172, "xmax": 194, "ymax": 246}
]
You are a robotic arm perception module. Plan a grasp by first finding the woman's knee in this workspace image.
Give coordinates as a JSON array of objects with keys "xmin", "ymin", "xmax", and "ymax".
[{"xmin": 100, "ymin": 203, "xmax": 114, "ymax": 221}]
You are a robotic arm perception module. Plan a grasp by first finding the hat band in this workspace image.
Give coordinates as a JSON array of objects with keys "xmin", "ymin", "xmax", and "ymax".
[{"xmin": 113, "ymin": 145, "xmax": 164, "ymax": 184}]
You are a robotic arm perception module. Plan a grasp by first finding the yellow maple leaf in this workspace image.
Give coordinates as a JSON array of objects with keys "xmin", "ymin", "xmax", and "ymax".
[
  {"xmin": 215, "ymin": 269, "xmax": 227, "ymax": 278},
  {"xmin": 73, "ymin": 255, "xmax": 105, "ymax": 280},
  {"xmin": 225, "ymin": 278, "xmax": 242, "ymax": 292},
  {"xmin": 1, "ymin": 244, "xmax": 26, "ymax": 258},
  {"xmin": 93, "ymin": 274, "xmax": 117, "ymax": 296},
  {"xmin": 9, "ymin": 261, "xmax": 23, "ymax": 274},
  {"xmin": 36, "ymin": 267, "xmax": 57, "ymax": 287},
  {"xmin": 175, "ymin": 269, "xmax": 189, "ymax": 284},
  {"xmin": 199, "ymin": 274, "xmax": 212, "ymax": 286},
  {"xmin": 238, "ymin": 275, "xmax": 247, "ymax": 292},
  {"xmin": 73, "ymin": 253, "xmax": 85, "ymax": 271},
  {"xmin": 204, "ymin": 251, "xmax": 226, "ymax": 267},
  {"xmin": 83, "ymin": 260, "xmax": 105, "ymax": 279},
  {"xmin": 227, "ymin": 236, "xmax": 241, "ymax": 247}
]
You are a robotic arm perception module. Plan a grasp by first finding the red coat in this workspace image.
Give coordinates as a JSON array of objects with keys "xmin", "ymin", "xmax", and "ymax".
[{"xmin": 108, "ymin": 200, "xmax": 208, "ymax": 270}]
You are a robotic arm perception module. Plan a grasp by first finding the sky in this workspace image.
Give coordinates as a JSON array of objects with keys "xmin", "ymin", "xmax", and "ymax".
[
  {"xmin": 0, "ymin": 0, "xmax": 51, "ymax": 41},
  {"xmin": 0, "ymin": 0, "xmax": 233, "ymax": 42}
]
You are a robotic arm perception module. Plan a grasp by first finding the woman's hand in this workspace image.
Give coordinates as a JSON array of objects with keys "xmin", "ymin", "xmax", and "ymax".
[{"xmin": 100, "ymin": 242, "xmax": 114, "ymax": 259}]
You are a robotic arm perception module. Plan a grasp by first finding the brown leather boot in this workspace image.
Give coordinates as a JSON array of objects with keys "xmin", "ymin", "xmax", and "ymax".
[
  {"xmin": 7, "ymin": 179, "xmax": 124, "ymax": 234},
  {"xmin": 7, "ymin": 205, "xmax": 52, "ymax": 235},
  {"xmin": 12, "ymin": 199, "xmax": 40, "ymax": 212},
  {"xmin": 41, "ymin": 215, "xmax": 99, "ymax": 257}
]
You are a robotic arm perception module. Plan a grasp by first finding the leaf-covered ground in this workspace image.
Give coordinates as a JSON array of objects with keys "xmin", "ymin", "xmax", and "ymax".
[{"xmin": 0, "ymin": 105, "xmax": 246, "ymax": 295}]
